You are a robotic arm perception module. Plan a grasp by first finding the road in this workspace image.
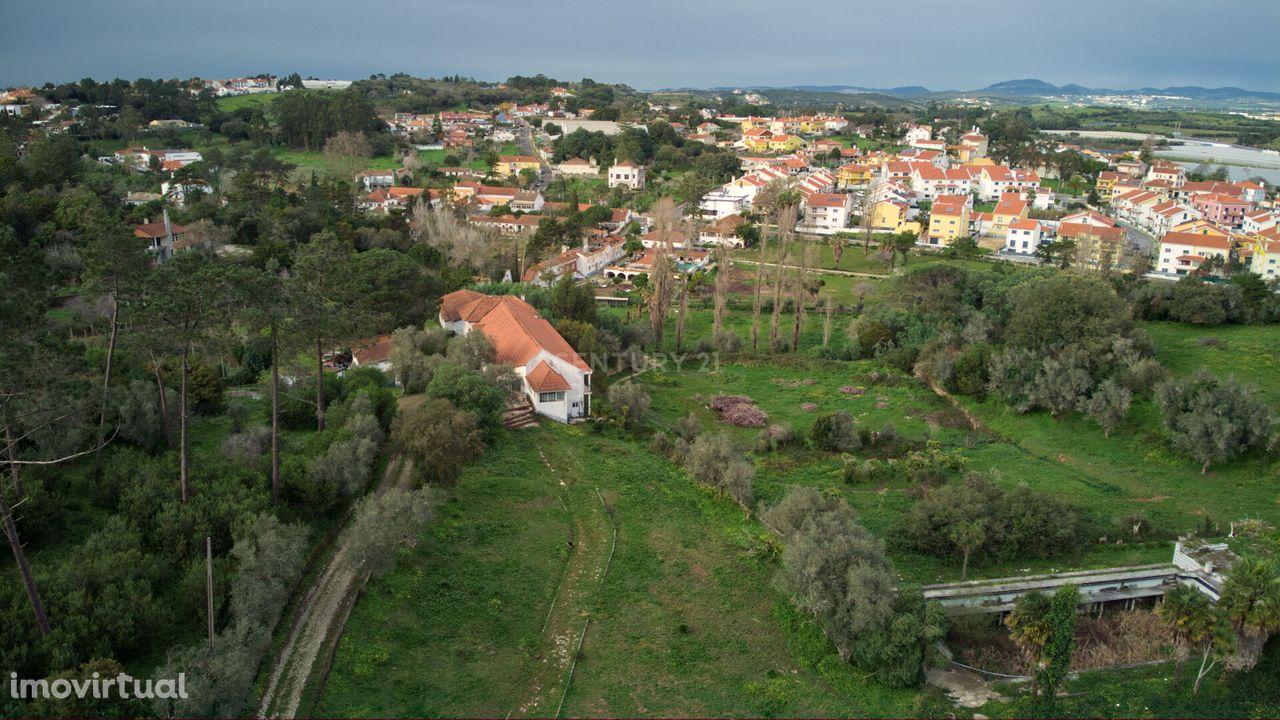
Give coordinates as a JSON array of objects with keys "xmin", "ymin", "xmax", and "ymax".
[
  {"xmin": 1115, "ymin": 219, "xmax": 1155, "ymax": 256},
  {"xmin": 516, "ymin": 121, "xmax": 553, "ymax": 192}
]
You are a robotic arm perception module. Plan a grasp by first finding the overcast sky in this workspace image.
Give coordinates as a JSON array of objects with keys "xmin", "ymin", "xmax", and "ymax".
[{"xmin": 3, "ymin": 0, "xmax": 1279, "ymax": 92}]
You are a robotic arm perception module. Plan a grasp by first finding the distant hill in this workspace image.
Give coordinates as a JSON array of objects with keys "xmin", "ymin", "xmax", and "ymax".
[
  {"xmin": 974, "ymin": 78, "xmax": 1280, "ymax": 101},
  {"xmin": 979, "ymin": 78, "xmax": 1059, "ymax": 95}
]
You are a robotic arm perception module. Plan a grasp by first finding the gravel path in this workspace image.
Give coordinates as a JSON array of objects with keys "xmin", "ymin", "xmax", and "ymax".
[{"xmin": 257, "ymin": 457, "xmax": 413, "ymax": 719}]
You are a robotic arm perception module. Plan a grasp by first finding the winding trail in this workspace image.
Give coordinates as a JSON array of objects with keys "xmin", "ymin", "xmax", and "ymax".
[
  {"xmin": 257, "ymin": 456, "xmax": 414, "ymax": 719},
  {"xmin": 507, "ymin": 446, "xmax": 615, "ymax": 718}
]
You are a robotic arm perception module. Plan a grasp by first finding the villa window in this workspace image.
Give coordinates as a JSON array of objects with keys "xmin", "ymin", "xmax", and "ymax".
[{"xmin": 538, "ymin": 391, "xmax": 566, "ymax": 403}]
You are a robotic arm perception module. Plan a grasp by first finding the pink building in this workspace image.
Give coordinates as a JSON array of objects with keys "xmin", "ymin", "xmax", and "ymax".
[{"xmin": 1190, "ymin": 193, "xmax": 1251, "ymax": 229}]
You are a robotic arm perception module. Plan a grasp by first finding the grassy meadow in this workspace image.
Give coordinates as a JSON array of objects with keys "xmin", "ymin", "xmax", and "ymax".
[{"xmin": 318, "ymin": 424, "xmax": 945, "ymax": 717}]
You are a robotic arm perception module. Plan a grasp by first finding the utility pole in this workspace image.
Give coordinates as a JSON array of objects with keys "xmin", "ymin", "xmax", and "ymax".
[{"xmin": 206, "ymin": 536, "xmax": 215, "ymax": 651}]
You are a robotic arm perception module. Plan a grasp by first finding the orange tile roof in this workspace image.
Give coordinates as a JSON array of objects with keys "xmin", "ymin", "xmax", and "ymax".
[
  {"xmin": 526, "ymin": 360, "xmax": 570, "ymax": 392},
  {"xmin": 1058, "ymin": 222, "xmax": 1124, "ymax": 241},
  {"xmin": 352, "ymin": 334, "xmax": 393, "ymax": 366},
  {"xmin": 1161, "ymin": 231, "xmax": 1232, "ymax": 251},
  {"xmin": 438, "ymin": 289, "xmax": 487, "ymax": 321},
  {"xmin": 441, "ymin": 292, "xmax": 591, "ymax": 372}
]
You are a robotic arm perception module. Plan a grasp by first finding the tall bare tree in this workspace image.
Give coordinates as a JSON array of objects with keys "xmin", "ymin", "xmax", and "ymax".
[
  {"xmin": 859, "ymin": 191, "xmax": 875, "ymax": 256},
  {"xmin": 675, "ymin": 279, "xmax": 690, "ymax": 352},
  {"xmin": 712, "ymin": 249, "xmax": 728, "ymax": 340},
  {"xmin": 647, "ymin": 199, "xmax": 681, "ymax": 343},
  {"xmin": 750, "ymin": 210, "xmax": 774, "ymax": 350},
  {"xmin": 791, "ymin": 240, "xmax": 814, "ymax": 352},
  {"xmin": 769, "ymin": 204, "xmax": 797, "ymax": 350}
]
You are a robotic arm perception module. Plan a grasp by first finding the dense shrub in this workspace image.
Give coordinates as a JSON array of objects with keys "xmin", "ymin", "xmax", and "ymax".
[
  {"xmin": 809, "ymin": 411, "xmax": 858, "ymax": 452},
  {"xmin": 684, "ymin": 433, "xmax": 754, "ymax": 512}
]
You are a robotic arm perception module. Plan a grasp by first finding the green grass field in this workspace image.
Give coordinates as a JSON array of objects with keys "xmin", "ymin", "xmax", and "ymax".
[
  {"xmin": 319, "ymin": 425, "xmax": 940, "ymax": 717},
  {"xmin": 213, "ymin": 93, "xmax": 280, "ymax": 112},
  {"xmin": 1143, "ymin": 321, "xmax": 1280, "ymax": 409}
]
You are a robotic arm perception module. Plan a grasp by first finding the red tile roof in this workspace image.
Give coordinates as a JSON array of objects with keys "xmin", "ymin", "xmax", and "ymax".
[
  {"xmin": 526, "ymin": 360, "xmax": 570, "ymax": 392},
  {"xmin": 440, "ymin": 291, "xmax": 590, "ymax": 372},
  {"xmin": 352, "ymin": 334, "xmax": 393, "ymax": 366}
]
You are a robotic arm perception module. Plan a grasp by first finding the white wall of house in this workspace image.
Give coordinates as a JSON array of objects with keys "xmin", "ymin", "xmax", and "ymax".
[{"xmin": 521, "ymin": 349, "xmax": 591, "ymax": 422}]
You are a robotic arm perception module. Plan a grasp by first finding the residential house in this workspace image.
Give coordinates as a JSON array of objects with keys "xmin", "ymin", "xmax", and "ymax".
[
  {"xmin": 925, "ymin": 194, "xmax": 972, "ymax": 246},
  {"xmin": 1004, "ymin": 219, "xmax": 1047, "ymax": 255},
  {"xmin": 556, "ymin": 157, "xmax": 599, "ymax": 176},
  {"xmin": 699, "ymin": 214, "xmax": 748, "ymax": 248},
  {"xmin": 1057, "ymin": 222, "xmax": 1127, "ymax": 267},
  {"xmin": 1096, "ymin": 171, "xmax": 1123, "ymax": 202},
  {"xmin": 356, "ymin": 169, "xmax": 395, "ymax": 190},
  {"xmin": 1243, "ymin": 237, "xmax": 1280, "ymax": 279},
  {"xmin": 903, "ymin": 124, "xmax": 932, "ymax": 146},
  {"xmin": 990, "ymin": 194, "xmax": 1029, "ymax": 236},
  {"xmin": 837, "ymin": 163, "xmax": 874, "ymax": 188},
  {"xmin": 522, "ymin": 235, "xmax": 628, "ymax": 285},
  {"xmin": 1115, "ymin": 160, "xmax": 1146, "ymax": 178},
  {"xmin": 977, "ymin": 166, "xmax": 1041, "ymax": 201},
  {"xmin": 604, "ymin": 247, "xmax": 709, "ymax": 282},
  {"xmin": 438, "ymin": 291, "xmax": 592, "ymax": 422},
  {"xmin": 363, "ymin": 187, "xmax": 435, "ymax": 213},
  {"xmin": 510, "ymin": 190, "xmax": 545, "ymax": 214},
  {"xmin": 1149, "ymin": 200, "xmax": 1201, "ymax": 237},
  {"xmin": 870, "ymin": 200, "xmax": 909, "ymax": 231},
  {"xmin": 1060, "ymin": 209, "xmax": 1116, "ymax": 228},
  {"xmin": 1146, "ymin": 163, "xmax": 1186, "ymax": 188},
  {"xmin": 493, "ymin": 155, "xmax": 541, "ymax": 177},
  {"xmin": 801, "ymin": 193, "xmax": 853, "ymax": 234},
  {"xmin": 959, "ymin": 132, "xmax": 989, "ymax": 158},
  {"xmin": 1190, "ymin": 193, "xmax": 1251, "ymax": 230},
  {"xmin": 608, "ymin": 160, "xmax": 645, "ymax": 189},
  {"xmin": 1157, "ymin": 231, "xmax": 1233, "ymax": 276},
  {"xmin": 133, "ymin": 213, "xmax": 189, "ymax": 261},
  {"xmin": 349, "ymin": 335, "xmax": 394, "ymax": 373},
  {"xmin": 468, "ymin": 214, "xmax": 543, "ymax": 235},
  {"xmin": 741, "ymin": 128, "xmax": 774, "ymax": 151},
  {"xmin": 767, "ymin": 134, "xmax": 805, "ymax": 152},
  {"xmin": 1243, "ymin": 210, "xmax": 1277, "ymax": 235}
]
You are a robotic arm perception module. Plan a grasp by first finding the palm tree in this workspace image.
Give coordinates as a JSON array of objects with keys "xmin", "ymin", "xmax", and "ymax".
[
  {"xmin": 1218, "ymin": 559, "xmax": 1280, "ymax": 670},
  {"xmin": 1005, "ymin": 591, "xmax": 1053, "ymax": 697},
  {"xmin": 1157, "ymin": 584, "xmax": 1214, "ymax": 686}
]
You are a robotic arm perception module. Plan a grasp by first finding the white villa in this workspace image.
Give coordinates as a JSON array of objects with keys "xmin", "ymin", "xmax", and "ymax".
[
  {"xmin": 608, "ymin": 160, "xmax": 645, "ymax": 189},
  {"xmin": 438, "ymin": 290, "xmax": 592, "ymax": 422}
]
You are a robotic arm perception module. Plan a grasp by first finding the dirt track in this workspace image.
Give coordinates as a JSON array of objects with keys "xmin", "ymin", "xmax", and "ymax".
[{"xmin": 257, "ymin": 457, "xmax": 413, "ymax": 719}]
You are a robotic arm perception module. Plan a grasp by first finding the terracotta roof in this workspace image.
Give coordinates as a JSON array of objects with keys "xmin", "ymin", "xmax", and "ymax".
[
  {"xmin": 806, "ymin": 193, "xmax": 849, "ymax": 208},
  {"xmin": 994, "ymin": 196, "xmax": 1028, "ymax": 216},
  {"xmin": 133, "ymin": 221, "xmax": 187, "ymax": 239},
  {"xmin": 526, "ymin": 361, "xmax": 570, "ymax": 392},
  {"xmin": 440, "ymin": 292, "xmax": 590, "ymax": 372},
  {"xmin": 1058, "ymin": 222, "xmax": 1124, "ymax": 241},
  {"xmin": 352, "ymin": 334, "xmax": 393, "ymax": 366},
  {"xmin": 1161, "ymin": 231, "xmax": 1232, "ymax": 251},
  {"xmin": 438, "ymin": 289, "xmax": 487, "ymax": 322}
]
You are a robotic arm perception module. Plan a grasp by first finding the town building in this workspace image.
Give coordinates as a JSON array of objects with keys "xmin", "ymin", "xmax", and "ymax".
[
  {"xmin": 438, "ymin": 291, "xmax": 592, "ymax": 422},
  {"xmin": 608, "ymin": 160, "xmax": 645, "ymax": 189}
]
